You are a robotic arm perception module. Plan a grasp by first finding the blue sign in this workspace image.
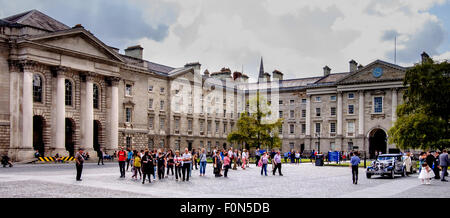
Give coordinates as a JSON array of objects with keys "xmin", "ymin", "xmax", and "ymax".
[
  {"xmin": 328, "ymin": 151, "xmax": 340, "ymax": 162},
  {"xmin": 372, "ymin": 67, "xmax": 383, "ymax": 78}
]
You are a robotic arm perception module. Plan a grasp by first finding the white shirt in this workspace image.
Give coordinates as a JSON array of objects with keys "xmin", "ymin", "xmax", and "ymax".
[
  {"xmin": 182, "ymin": 152, "xmax": 192, "ymax": 164},
  {"xmin": 242, "ymin": 152, "xmax": 247, "ymax": 158}
]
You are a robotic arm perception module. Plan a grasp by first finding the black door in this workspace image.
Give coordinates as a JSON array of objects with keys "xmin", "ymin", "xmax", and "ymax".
[
  {"xmin": 33, "ymin": 116, "xmax": 45, "ymax": 156},
  {"xmin": 369, "ymin": 129, "xmax": 387, "ymax": 159},
  {"xmin": 65, "ymin": 118, "xmax": 75, "ymax": 157},
  {"xmin": 93, "ymin": 120, "xmax": 101, "ymax": 152}
]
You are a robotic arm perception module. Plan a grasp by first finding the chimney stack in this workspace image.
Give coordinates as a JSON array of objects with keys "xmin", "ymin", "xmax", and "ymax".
[
  {"xmin": 125, "ymin": 45, "xmax": 143, "ymax": 59},
  {"xmin": 272, "ymin": 70, "xmax": 283, "ymax": 81},
  {"xmin": 349, "ymin": 60, "xmax": 358, "ymax": 72},
  {"xmin": 323, "ymin": 66, "xmax": 331, "ymax": 77},
  {"xmin": 357, "ymin": 64, "xmax": 364, "ymax": 71}
]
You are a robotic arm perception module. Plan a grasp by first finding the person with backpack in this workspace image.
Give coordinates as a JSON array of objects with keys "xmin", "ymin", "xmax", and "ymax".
[{"xmin": 117, "ymin": 147, "xmax": 127, "ymax": 178}]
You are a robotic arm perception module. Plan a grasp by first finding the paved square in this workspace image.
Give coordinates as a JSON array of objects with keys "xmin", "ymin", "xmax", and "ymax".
[{"xmin": 0, "ymin": 162, "xmax": 448, "ymax": 198}]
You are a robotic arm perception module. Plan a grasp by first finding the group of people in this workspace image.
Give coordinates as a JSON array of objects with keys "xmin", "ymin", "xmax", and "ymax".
[
  {"xmin": 116, "ymin": 147, "xmax": 209, "ymax": 184},
  {"xmin": 211, "ymin": 148, "xmax": 250, "ymax": 178},
  {"xmin": 417, "ymin": 150, "xmax": 449, "ymax": 184}
]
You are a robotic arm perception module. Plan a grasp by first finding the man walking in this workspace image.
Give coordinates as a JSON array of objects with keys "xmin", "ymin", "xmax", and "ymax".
[
  {"xmin": 439, "ymin": 150, "xmax": 449, "ymax": 182},
  {"xmin": 273, "ymin": 150, "xmax": 283, "ymax": 176},
  {"xmin": 117, "ymin": 147, "xmax": 127, "ymax": 178},
  {"xmin": 75, "ymin": 148, "xmax": 85, "ymax": 181},
  {"xmin": 350, "ymin": 152, "xmax": 361, "ymax": 185}
]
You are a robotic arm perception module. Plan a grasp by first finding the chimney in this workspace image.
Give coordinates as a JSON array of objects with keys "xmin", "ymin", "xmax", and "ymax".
[
  {"xmin": 185, "ymin": 62, "xmax": 202, "ymax": 76},
  {"xmin": 204, "ymin": 69, "xmax": 210, "ymax": 77},
  {"xmin": 263, "ymin": 72, "xmax": 271, "ymax": 82},
  {"xmin": 272, "ymin": 70, "xmax": 283, "ymax": 81},
  {"xmin": 323, "ymin": 66, "xmax": 331, "ymax": 77},
  {"xmin": 421, "ymin": 52, "xmax": 431, "ymax": 63},
  {"xmin": 357, "ymin": 64, "xmax": 364, "ymax": 71},
  {"xmin": 125, "ymin": 45, "xmax": 143, "ymax": 59},
  {"xmin": 349, "ymin": 60, "xmax": 358, "ymax": 72}
]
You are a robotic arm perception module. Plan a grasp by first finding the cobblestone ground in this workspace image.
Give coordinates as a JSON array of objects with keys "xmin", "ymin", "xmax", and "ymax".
[{"xmin": 0, "ymin": 162, "xmax": 448, "ymax": 198}]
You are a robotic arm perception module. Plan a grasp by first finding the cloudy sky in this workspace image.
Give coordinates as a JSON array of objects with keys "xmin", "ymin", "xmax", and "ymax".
[{"xmin": 1, "ymin": 0, "xmax": 449, "ymax": 82}]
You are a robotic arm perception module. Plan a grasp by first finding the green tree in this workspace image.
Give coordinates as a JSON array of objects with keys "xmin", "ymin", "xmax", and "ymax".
[
  {"xmin": 227, "ymin": 92, "xmax": 283, "ymax": 150},
  {"xmin": 388, "ymin": 56, "xmax": 450, "ymax": 151}
]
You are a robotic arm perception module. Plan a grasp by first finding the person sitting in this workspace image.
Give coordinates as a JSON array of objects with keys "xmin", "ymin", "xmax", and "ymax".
[
  {"xmin": 34, "ymin": 150, "xmax": 41, "ymax": 158},
  {"xmin": 1, "ymin": 153, "xmax": 13, "ymax": 168}
]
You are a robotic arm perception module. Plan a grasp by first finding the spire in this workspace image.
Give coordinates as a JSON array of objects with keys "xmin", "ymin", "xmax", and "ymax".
[{"xmin": 258, "ymin": 57, "xmax": 265, "ymax": 80}]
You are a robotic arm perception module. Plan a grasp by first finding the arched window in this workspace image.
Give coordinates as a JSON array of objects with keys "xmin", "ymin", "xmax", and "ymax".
[
  {"xmin": 93, "ymin": 84, "xmax": 99, "ymax": 109},
  {"xmin": 65, "ymin": 79, "xmax": 73, "ymax": 106},
  {"xmin": 33, "ymin": 74, "xmax": 43, "ymax": 102}
]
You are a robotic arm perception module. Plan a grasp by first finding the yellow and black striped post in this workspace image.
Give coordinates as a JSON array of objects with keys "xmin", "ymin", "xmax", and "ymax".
[{"xmin": 38, "ymin": 157, "xmax": 75, "ymax": 162}]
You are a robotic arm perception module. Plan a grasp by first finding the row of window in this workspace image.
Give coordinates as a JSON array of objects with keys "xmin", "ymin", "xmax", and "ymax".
[
  {"xmin": 33, "ymin": 74, "xmax": 100, "ymax": 109},
  {"xmin": 280, "ymin": 121, "xmax": 355, "ymax": 135},
  {"xmin": 278, "ymin": 93, "xmax": 357, "ymax": 106},
  {"xmin": 279, "ymin": 97, "xmax": 383, "ymax": 118}
]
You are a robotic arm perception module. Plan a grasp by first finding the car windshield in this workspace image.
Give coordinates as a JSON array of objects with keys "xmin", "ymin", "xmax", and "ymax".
[{"xmin": 378, "ymin": 156, "xmax": 394, "ymax": 161}]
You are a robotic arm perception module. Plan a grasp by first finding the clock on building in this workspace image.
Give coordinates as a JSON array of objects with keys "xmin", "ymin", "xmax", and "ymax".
[{"xmin": 372, "ymin": 67, "xmax": 383, "ymax": 78}]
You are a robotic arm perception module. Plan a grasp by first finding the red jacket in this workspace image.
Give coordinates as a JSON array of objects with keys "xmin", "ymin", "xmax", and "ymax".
[{"xmin": 118, "ymin": 150, "xmax": 127, "ymax": 162}]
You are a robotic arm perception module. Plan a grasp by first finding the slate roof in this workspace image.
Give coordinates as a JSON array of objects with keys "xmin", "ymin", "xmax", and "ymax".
[{"xmin": 1, "ymin": 9, "xmax": 70, "ymax": 32}]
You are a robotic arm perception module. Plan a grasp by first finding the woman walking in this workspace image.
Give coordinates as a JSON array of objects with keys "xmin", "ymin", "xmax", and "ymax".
[
  {"xmin": 260, "ymin": 152, "xmax": 269, "ymax": 176},
  {"xmin": 242, "ymin": 149, "xmax": 247, "ymax": 170},
  {"xmin": 199, "ymin": 148, "xmax": 207, "ymax": 176},
  {"xmin": 132, "ymin": 152, "xmax": 142, "ymax": 180},
  {"xmin": 174, "ymin": 150, "xmax": 183, "ymax": 181},
  {"xmin": 141, "ymin": 151, "xmax": 154, "ymax": 184}
]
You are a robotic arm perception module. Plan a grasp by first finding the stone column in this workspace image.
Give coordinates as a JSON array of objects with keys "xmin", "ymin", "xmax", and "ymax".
[
  {"xmin": 110, "ymin": 77, "xmax": 120, "ymax": 151},
  {"xmin": 305, "ymin": 94, "xmax": 311, "ymax": 136},
  {"xmin": 337, "ymin": 91, "xmax": 343, "ymax": 136},
  {"xmin": 20, "ymin": 61, "xmax": 35, "ymax": 160},
  {"xmin": 54, "ymin": 67, "xmax": 67, "ymax": 155},
  {"xmin": 83, "ymin": 73, "xmax": 94, "ymax": 150},
  {"xmin": 337, "ymin": 91, "xmax": 343, "ymax": 150},
  {"xmin": 358, "ymin": 91, "xmax": 364, "ymax": 136},
  {"xmin": 392, "ymin": 88, "xmax": 398, "ymax": 123}
]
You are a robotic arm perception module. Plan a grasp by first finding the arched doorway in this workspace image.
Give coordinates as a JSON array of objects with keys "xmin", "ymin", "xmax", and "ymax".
[
  {"xmin": 65, "ymin": 118, "xmax": 75, "ymax": 157},
  {"xmin": 93, "ymin": 120, "xmax": 101, "ymax": 152},
  {"xmin": 33, "ymin": 115, "xmax": 45, "ymax": 156},
  {"xmin": 369, "ymin": 128, "xmax": 387, "ymax": 159}
]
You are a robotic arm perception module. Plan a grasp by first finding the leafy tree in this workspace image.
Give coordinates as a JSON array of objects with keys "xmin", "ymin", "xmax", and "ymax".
[
  {"xmin": 227, "ymin": 92, "xmax": 283, "ymax": 150},
  {"xmin": 389, "ymin": 56, "xmax": 450, "ymax": 151}
]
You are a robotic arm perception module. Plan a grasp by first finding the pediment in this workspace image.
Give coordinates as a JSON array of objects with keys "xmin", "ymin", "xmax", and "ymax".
[
  {"xmin": 25, "ymin": 29, "xmax": 123, "ymax": 62},
  {"xmin": 338, "ymin": 60, "xmax": 406, "ymax": 85}
]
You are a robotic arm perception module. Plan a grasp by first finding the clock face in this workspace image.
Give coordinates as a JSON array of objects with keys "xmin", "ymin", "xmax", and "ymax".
[{"xmin": 372, "ymin": 67, "xmax": 383, "ymax": 78}]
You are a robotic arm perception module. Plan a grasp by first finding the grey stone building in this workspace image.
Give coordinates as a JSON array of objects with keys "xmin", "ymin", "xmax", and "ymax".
[{"xmin": 0, "ymin": 10, "xmax": 414, "ymax": 161}]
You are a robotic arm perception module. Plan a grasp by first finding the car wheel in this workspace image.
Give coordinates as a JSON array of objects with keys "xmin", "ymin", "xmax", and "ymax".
[
  {"xmin": 402, "ymin": 168, "xmax": 406, "ymax": 177},
  {"xmin": 366, "ymin": 173, "xmax": 371, "ymax": 179},
  {"xmin": 390, "ymin": 170, "xmax": 395, "ymax": 179}
]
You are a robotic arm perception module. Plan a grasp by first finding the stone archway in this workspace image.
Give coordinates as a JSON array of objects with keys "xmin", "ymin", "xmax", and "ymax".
[
  {"xmin": 33, "ymin": 115, "xmax": 45, "ymax": 156},
  {"xmin": 65, "ymin": 118, "xmax": 76, "ymax": 157},
  {"xmin": 369, "ymin": 128, "xmax": 387, "ymax": 159}
]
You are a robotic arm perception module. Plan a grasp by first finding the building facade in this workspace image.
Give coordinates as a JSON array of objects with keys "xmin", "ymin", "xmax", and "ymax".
[{"xmin": 0, "ymin": 10, "xmax": 413, "ymax": 161}]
